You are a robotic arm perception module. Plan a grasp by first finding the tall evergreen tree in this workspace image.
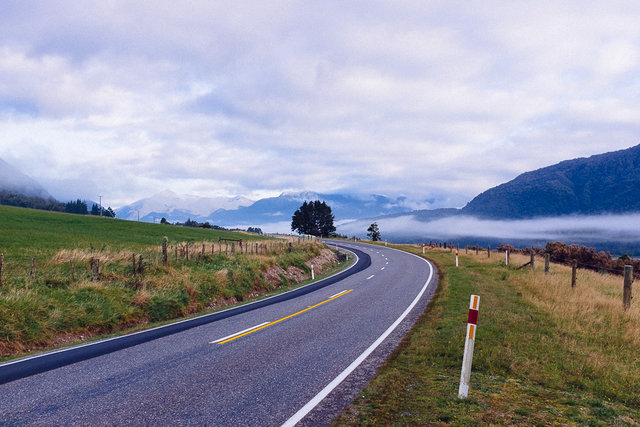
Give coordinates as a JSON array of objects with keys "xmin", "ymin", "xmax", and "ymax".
[
  {"xmin": 291, "ymin": 200, "xmax": 336, "ymax": 237},
  {"xmin": 65, "ymin": 199, "xmax": 88, "ymax": 215}
]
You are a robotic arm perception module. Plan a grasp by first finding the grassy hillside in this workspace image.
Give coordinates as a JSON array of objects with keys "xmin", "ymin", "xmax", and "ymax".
[
  {"xmin": 337, "ymin": 245, "xmax": 639, "ymax": 425},
  {"xmin": 0, "ymin": 204, "xmax": 261, "ymax": 261},
  {"xmin": 0, "ymin": 205, "xmax": 340, "ymax": 358}
]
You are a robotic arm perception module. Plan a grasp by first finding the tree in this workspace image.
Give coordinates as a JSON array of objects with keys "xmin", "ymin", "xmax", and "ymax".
[
  {"xmin": 160, "ymin": 217, "xmax": 169, "ymax": 224},
  {"xmin": 65, "ymin": 199, "xmax": 88, "ymax": 215},
  {"xmin": 367, "ymin": 222, "xmax": 381, "ymax": 241},
  {"xmin": 291, "ymin": 200, "xmax": 336, "ymax": 237}
]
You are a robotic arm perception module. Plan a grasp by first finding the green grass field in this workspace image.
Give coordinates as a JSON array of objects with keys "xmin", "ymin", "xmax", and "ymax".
[
  {"xmin": 0, "ymin": 205, "xmax": 341, "ymax": 359},
  {"xmin": 337, "ymin": 245, "xmax": 640, "ymax": 426},
  {"xmin": 0, "ymin": 204, "xmax": 264, "ymax": 262}
]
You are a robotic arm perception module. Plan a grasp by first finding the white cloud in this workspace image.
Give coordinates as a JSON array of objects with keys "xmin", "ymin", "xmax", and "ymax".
[
  {"xmin": 339, "ymin": 213, "xmax": 640, "ymax": 243},
  {"xmin": 0, "ymin": 1, "xmax": 639, "ymax": 207}
]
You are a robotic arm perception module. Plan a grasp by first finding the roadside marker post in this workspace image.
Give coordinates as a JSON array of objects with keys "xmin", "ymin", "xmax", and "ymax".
[
  {"xmin": 311, "ymin": 265, "xmax": 315, "ymax": 280},
  {"xmin": 458, "ymin": 294, "xmax": 480, "ymax": 399},
  {"xmin": 455, "ymin": 250, "xmax": 459, "ymax": 268}
]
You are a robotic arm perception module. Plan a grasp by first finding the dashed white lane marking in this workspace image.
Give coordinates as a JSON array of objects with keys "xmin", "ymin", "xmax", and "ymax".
[
  {"xmin": 329, "ymin": 290, "xmax": 350, "ymax": 299},
  {"xmin": 282, "ymin": 249, "xmax": 436, "ymax": 427},
  {"xmin": 210, "ymin": 322, "xmax": 270, "ymax": 344},
  {"xmin": 381, "ymin": 267, "xmax": 385, "ymax": 270},
  {"xmin": 366, "ymin": 275, "xmax": 375, "ymax": 280}
]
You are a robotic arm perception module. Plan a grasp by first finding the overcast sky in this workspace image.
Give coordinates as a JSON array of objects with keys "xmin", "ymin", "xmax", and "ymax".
[{"xmin": 1, "ymin": 1, "xmax": 639, "ymax": 208}]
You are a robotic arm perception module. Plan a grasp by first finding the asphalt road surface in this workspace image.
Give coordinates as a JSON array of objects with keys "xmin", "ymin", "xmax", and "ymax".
[{"xmin": 0, "ymin": 241, "xmax": 437, "ymax": 426}]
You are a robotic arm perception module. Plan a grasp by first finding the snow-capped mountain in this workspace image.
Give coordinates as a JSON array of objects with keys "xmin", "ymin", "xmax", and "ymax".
[
  {"xmin": 116, "ymin": 190, "xmax": 253, "ymax": 222},
  {"xmin": 117, "ymin": 190, "xmax": 416, "ymax": 227}
]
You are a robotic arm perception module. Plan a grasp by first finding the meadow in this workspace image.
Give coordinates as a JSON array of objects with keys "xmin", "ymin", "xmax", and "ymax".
[
  {"xmin": 337, "ymin": 245, "xmax": 640, "ymax": 426},
  {"xmin": 0, "ymin": 205, "xmax": 341, "ymax": 359}
]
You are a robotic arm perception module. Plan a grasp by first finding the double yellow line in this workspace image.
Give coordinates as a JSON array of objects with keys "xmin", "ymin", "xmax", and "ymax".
[{"xmin": 214, "ymin": 289, "xmax": 353, "ymax": 345}]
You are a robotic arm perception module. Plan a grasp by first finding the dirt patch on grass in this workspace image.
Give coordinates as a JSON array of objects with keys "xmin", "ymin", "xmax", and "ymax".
[
  {"xmin": 264, "ymin": 248, "xmax": 338, "ymax": 288},
  {"xmin": 305, "ymin": 248, "xmax": 339, "ymax": 275}
]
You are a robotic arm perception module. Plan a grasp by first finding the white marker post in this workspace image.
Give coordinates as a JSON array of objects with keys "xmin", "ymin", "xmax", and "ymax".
[
  {"xmin": 458, "ymin": 294, "xmax": 480, "ymax": 399},
  {"xmin": 455, "ymin": 250, "xmax": 459, "ymax": 268},
  {"xmin": 311, "ymin": 265, "xmax": 315, "ymax": 280},
  {"xmin": 422, "ymin": 244, "xmax": 425, "ymax": 254}
]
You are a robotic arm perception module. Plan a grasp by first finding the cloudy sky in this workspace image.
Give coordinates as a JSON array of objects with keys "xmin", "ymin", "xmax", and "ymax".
[{"xmin": 1, "ymin": 1, "xmax": 639, "ymax": 208}]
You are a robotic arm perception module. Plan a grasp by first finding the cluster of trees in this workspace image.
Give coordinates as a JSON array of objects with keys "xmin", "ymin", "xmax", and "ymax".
[
  {"xmin": 166, "ymin": 217, "xmax": 262, "ymax": 234},
  {"xmin": 0, "ymin": 191, "xmax": 63, "ymax": 211},
  {"xmin": 498, "ymin": 241, "xmax": 640, "ymax": 275},
  {"xmin": 0, "ymin": 191, "xmax": 115, "ymax": 217},
  {"xmin": 65, "ymin": 199, "xmax": 115, "ymax": 217},
  {"xmin": 173, "ymin": 218, "xmax": 221, "ymax": 229},
  {"xmin": 291, "ymin": 200, "xmax": 336, "ymax": 237}
]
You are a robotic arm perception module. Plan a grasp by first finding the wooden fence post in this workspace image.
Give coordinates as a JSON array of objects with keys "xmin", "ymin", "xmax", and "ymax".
[
  {"xmin": 175, "ymin": 247, "xmax": 178, "ymax": 262},
  {"xmin": 530, "ymin": 249, "xmax": 535, "ymax": 270},
  {"xmin": 202, "ymin": 244, "xmax": 205, "ymax": 258},
  {"xmin": 545, "ymin": 254, "xmax": 550, "ymax": 274},
  {"xmin": 30, "ymin": 258, "xmax": 35, "ymax": 282},
  {"xmin": 487, "ymin": 245, "xmax": 491, "ymax": 258},
  {"xmin": 162, "ymin": 237, "xmax": 168, "ymax": 267},
  {"xmin": 138, "ymin": 255, "xmax": 144, "ymax": 275},
  {"xmin": 475, "ymin": 246, "xmax": 479, "ymax": 256},
  {"xmin": 70, "ymin": 259, "xmax": 75, "ymax": 281},
  {"xmin": 571, "ymin": 260, "xmax": 577, "ymax": 288},
  {"xmin": 0, "ymin": 253, "xmax": 3, "ymax": 285},
  {"xmin": 92, "ymin": 258, "xmax": 99, "ymax": 281},
  {"xmin": 186, "ymin": 243, "xmax": 189, "ymax": 260},
  {"xmin": 623, "ymin": 265, "xmax": 633, "ymax": 311}
]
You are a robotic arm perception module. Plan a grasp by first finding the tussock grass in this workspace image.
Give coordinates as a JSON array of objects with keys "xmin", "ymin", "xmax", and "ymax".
[
  {"xmin": 336, "ymin": 245, "xmax": 640, "ymax": 426},
  {"xmin": 0, "ymin": 205, "xmax": 342, "ymax": 359}
]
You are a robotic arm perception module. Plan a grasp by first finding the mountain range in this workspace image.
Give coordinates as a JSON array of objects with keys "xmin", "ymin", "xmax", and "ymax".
[
  {"xmin": 116, "ymin": 190, "xmax": 416, "ymax": 227},
  {"xmin": 3, "ymin": 144, "xmax": 640, "ymax": 236},
  {"xmin": 461, "ymin": 144, "xmax": 640, "ymax": 219}
]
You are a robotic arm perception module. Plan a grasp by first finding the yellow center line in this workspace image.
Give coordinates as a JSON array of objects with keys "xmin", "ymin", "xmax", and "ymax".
[{"xmin": 217, "ymin": 289, "xmax": 354, "ymax": 345}]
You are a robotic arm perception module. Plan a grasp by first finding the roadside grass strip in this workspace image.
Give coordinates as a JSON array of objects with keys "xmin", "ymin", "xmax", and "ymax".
[{"xmin": 336, "ymin": 246, "xmax": 640, "ymax": 426}]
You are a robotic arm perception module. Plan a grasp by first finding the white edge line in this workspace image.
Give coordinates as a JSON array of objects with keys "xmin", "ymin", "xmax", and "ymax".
[
  {"xmin": 329, "ymin": 290, "xmax": 348, "ymax": 299},
  {"xmin": 210, "ymin": 322, "xmax": 270, "ymax": 344},
  {"xmin": 0, "ymin": 245, "xmax": 360, "ymax": 369},
  {"xmin": 281, "ymin": 245, "xmax": 434, "ymax": 427}
]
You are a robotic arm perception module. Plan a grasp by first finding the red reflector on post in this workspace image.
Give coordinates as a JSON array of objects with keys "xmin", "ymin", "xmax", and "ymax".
[{"xmin": 467, "ymin": 309, "xmax": 478, "ymax": 325}]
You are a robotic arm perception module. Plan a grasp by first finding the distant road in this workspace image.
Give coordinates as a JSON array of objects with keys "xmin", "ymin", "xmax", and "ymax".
[{"xmin": 0, "ymin": 241, "xmax": 437, "ymax": 426}]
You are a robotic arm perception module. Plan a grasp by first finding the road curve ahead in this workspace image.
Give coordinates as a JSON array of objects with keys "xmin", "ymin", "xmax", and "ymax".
[{"xmin": 0, "ymin": 241, "xmax": 437, "ymax": 426}]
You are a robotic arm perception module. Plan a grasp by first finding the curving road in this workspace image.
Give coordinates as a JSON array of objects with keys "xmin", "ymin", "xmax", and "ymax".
[{"xmin": 0, "ymin": 241, "xmax": 437, "ymax": 426}]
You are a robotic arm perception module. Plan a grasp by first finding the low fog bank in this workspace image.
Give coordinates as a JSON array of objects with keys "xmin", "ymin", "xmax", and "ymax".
[{"xmin": 337, "ymin": 213, "xmax": 640, "ymax": 255}]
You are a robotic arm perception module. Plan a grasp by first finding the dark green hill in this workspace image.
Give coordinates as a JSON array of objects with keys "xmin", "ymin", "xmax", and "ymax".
[{"xmin": 462, "ymin": 144, "xmax": 640, "ymax": 219}]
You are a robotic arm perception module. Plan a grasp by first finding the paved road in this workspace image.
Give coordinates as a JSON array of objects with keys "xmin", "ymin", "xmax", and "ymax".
[{"xmin": 0, "ymin": 241, "xmax": 437, "ymax": 426}]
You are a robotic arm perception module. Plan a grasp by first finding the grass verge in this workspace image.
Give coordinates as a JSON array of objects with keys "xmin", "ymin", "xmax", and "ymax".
[
  {"xmin": 335, "ymin": 245, "xmax": 640, "ymax": 426},
  {"xmin": 0, "ymin": 205, "xmax": 349, "ymax": 360}
]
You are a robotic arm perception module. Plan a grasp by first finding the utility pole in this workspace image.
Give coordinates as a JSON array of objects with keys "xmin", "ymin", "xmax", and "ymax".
[{"xmin": 99, "ymin": 195, "xmax": 103, "ymax": 216}]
